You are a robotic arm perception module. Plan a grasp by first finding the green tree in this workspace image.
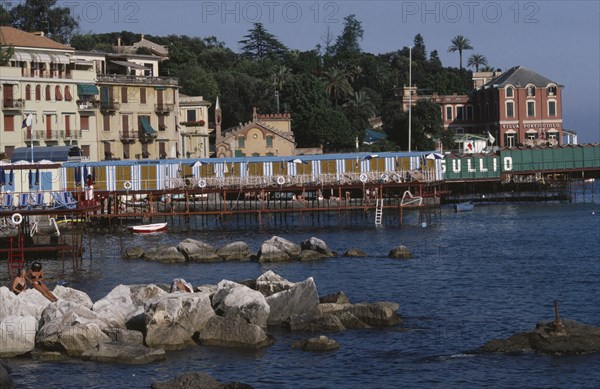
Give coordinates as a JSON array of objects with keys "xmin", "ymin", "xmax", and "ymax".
[
  {"xmin": 467, "ymin": 53, "xmax": 488, "ymax": 72},
  {"xmin": 173, "ymin": 65, "xmax": 218, "ymax": 102},
  {"xmin": 428, "ymin": 50, "xmax": 442, "ymax": 68},
  {"xmin": 9, "ymin": 0, "xmax": 78, "ymax": 43},
  {"xmin": 0, "ymin": 45, "xmax": 14, "ymax": 66},
  {"xmin": 447, "ymin": 35, "xmax": 473, "ymax": 70},
  {"xmin": 333, "ymin": 14, "xmax": 364, "ymax": 56},
  {"xmin": 322, "ymin": 66, "xmax": 353, "ymax": 105},
  {"xmin": 0, "ymin": 3, "xmax": 12, "ymax": 25},
  {"xmin": 413, "ymin": 34, "xmax": 426, "ymax": 61},
  {"xmin": 239, "ymin": 23, "xmax": 287, "ymax": 60},
  {"xmin": 272, "ymin": 64, "xmax": 290, "ymax": 92}
]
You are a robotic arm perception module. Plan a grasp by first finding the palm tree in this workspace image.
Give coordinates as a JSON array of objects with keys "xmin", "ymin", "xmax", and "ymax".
[
  {"xmin": 467, "ymin": 54, "xmax": 488, "ymax": 72},
  {"xmin": 447, "ymin": 35, "xmax": 473, "ymax": 70},
  {"xmin": 479, "ymin": 65, "xmax": 496, "ymax": 72},
  {"xmin": 344, "ymin": 89, "xmax": 375, "ymax": 117},
  {"xmin": 272, "ymin": 64, "xmax": 290, "ymax": 92},
  {"xmin": 322, "ymin": 67, "xmax": 353, "ymax": 105}
]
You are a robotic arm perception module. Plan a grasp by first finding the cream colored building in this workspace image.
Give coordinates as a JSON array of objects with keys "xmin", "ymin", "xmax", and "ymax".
[
  {"xmin": 178, "ymin": 94, "xmax": 212, "ymax": 158},
  {"xmin": 1, "ymin": 26, "xmax": 99, "ymax": 160},
  {"xmin": 215, "ymin": 106, "xmax": 296, "ymax": 158}
]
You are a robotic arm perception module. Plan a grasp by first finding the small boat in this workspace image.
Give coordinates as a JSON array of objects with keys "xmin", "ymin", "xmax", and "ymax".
[
  {"xmin": 129, "ymin": 222, "xmax": 168, "ymax": 233},
  {"xmin": 454, "ymin": 201, "xmax": 475, "ymax": 212}
]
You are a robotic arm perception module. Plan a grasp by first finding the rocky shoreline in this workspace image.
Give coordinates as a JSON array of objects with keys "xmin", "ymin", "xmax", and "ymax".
[{"xmin": 123, "ymin": 235, "xmax": 413, "ymax": 262}]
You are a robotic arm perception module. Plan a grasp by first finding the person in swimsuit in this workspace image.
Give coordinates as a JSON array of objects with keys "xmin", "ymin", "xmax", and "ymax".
[
  {"xmin": 26, "ymin": 262, "xmax": 58, "ymax": 302},
  {"xmin": 11, "ymin": 268, "xmax": 27, "ymax": 295}
]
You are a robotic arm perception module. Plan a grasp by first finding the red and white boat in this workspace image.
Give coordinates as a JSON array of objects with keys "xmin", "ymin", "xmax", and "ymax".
[{"xmin": 129, "ymin": 222, "xmax": 168, "ymax": 233}]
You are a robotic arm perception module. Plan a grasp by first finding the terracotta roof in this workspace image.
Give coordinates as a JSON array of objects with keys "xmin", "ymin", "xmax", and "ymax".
[{"xmin": 0, "ymin": 26, "xmax": 73, "ymax": 51}]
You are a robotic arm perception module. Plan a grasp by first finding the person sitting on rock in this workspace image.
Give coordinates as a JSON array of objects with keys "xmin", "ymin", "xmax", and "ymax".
[
  {"xmin": 26, "ymin": 262, "xmax": 58, "ymax": 302},
  {"xmin": 170, "ymin": 278, "xmax": 193, "ymax": 293},
  {"xmin": 11, "ymin": 267, "xmax": 27, "ymax": 295}
]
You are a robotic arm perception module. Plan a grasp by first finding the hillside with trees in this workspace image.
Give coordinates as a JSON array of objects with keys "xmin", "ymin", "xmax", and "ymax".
[{"xmin": 1, "ymin": 1, "xmax": 491, "ymax": 152}]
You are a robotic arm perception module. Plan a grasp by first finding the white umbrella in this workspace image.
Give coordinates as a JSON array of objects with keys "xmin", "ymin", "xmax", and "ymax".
[
  {"xmin": 289, "ymin": 158, "xmax": 308, "ymax": 164},
  {"xmin": 364, "ymin": 154, "xmax": 379, "ymax": 160},
  {"xmin": 191, "ymin": 160, "xmax": 204, "ymax": 168},
  {"xmin": 426, "ymin": 153, "xmax": 444, "ymax": 160}
]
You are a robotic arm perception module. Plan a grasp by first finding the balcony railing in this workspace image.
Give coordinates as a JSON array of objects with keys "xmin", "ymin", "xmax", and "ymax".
[
  {"xmin": 78, "ymin": 101, "xmax": 99, "ymax": 110},
  {"xmin": 64, "ymin": 129, "xmax": 83, "ymax": 140},
  {"xmin": 2, "ymin": 99, "xmax": 24, "ymax": 109},
  {"xmin": 43, "ymin": 130, "xmax": 64, "ymax": 140},
  {"xmin": 120, "ymin": 131, "xmax": 137, "ymax": 142},
  {"xmin": 155, "ymin": 103, "xmax": 174, "ymax": 113},
  {"xmin": 100, "ymin": 102, "xmax": 120, "ymax": 112},
  {"xmin": 97, "ymin": 74, "xmax": 178, "ymax": 86},
  {"xmin": 25, "ymin": 130, "xmax": 44, "ymax": 141}
]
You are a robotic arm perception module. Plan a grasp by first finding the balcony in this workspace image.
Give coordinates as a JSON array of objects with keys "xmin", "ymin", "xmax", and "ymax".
[
  {"xmin": 25, "ymin": 130, "xmax": 44, "ymax": 141},
  {"xmin": 155, "ymin": 103, "xmax": 174, "ymax": 113},
  {"xmin": 120, "ymin": 131, "xmax": 137, "ymax": 143},
  {"xmin": 43, "ymin": 130, "xmax": 64, "ymax": 141},
  {"xmin": 2, "ymin": 99, "xmax": 24, "ymax": 110},
  {"xmin": 100, "ymin": 102, "xmax": 120, "ymax": 112},
  {"xmin": 97, "ymin": 74, "xmax": 178, "ymax": 86},
  {"xmin": 64, "ymin": 129, "xmax": 82, "ymax": 140},
  {"xmin": 78, "ymin": 101, "xmax": 99, "ymax": 110}
]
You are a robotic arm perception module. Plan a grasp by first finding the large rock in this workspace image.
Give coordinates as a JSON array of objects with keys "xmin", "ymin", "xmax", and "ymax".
[
  {"xmin": 199, "ymin": 316, "xmax": 273, "ymax": 349},
  {"xmin": 93, "ymin": 284, "xmax": 167, "ymax": 330},
  {"xmin": 478, "ymin": 319, "xmax": 600, "ymax": 355},
  {"xmin": 255, "ymin": 271, "xmax": 295, "ymax": 297},
  {"xmin": 266, "ymin": 277, "xmax": 320, "ymax": 326},
  {"xmin": 301, "ymin": 237, "xmax": 334, "ymax": 257},
  {"xmin": 144, "ymin": 246, "xmax": 186, "ymax": 263},
  {"xmin": 347, "ymin": 302, "xmax": 401, "ymax": 327},
  {"xmin": 177, "ymin": 239, "xmax": 221, "ymax": 262},
  {"xmin": 292, "ymin": 335, "xmax": 340, "ymax": 352},
  {"xmin": 331, "ymin": 310, "xmax": 370, "ymax": 329},
  {"xmin": 145, "ymin": 292, "xmax": 215, "ymax": 350},
  {"xmin": 0, "ymin": 359, "xmax": 14, "ymax": 389},
  {"xmin": 217, "ymin": 241, "xmax": 252, "ymax": 261},
  {"xmin": 80, "ymin": 342, "xmax": 166, "ymax": 364},
  {"xmin": 289, "ymin": 314, "xmax": 346, "ymax": 332},
  {"xmin": 151, "ymin": 372, "xmax": 254, "ymax": 389},
  {"xmin": 0, "ymin": 287, "xmax": 51, "ymax": 322},
  {"xmin": 212, "ymin": 280, "xmax": 270, "ymax": 329},
  {"xmin": 102, "ymin": 328, "xmax": 144, "ymax": 345},
  {"xmin": 388, "ymin": 245, "xmax": 412, "ymax": 259},
  {"xmin": 0, "ymin": 315, "xmax": 38, "ymax": 357},
  {"xmin": 298, "ymin": 250, "xmax": 325, "ymax": 261},
  {"xmin": 257, "ymin": 241, "xmax": 291, "ymax": 262},
  {"xmin": 123, "ymin": 246, "xmax": 145, "ymax": 259},
  {"xmin": 320, "ymin": 292, "xmax": 350, "ymax": 304},
  {"xmin": 36, "ymin": 302, "xmax": 112, "ymax": 356},
  {"xmin": 267, "ymin": 236, "xmax": 302, "ymax": 258},
  {"xmin": 52, "ymin": 286, "xmax": 93, "ymax": 308}
]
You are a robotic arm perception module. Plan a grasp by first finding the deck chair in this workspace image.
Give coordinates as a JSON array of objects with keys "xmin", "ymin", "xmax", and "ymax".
[
  {"xmin": 51, "ymin": 191, "xmax": 78, "ymax": 209},
  {"xmin": 18, "ymin": 193, "xmax": 34, "ymax": 209},
  {"xmin": 1, "ymin": 193, "xmax": 15, "ymax": 210},
  {"xmin": 32, "ymin": 193, "xmax": 46, "ymax": 208}
]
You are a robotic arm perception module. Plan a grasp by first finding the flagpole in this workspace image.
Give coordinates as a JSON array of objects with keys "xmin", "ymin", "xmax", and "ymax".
[{"xmin": 408, "ymin": 46, "xmax": 412, "ymax": 153}]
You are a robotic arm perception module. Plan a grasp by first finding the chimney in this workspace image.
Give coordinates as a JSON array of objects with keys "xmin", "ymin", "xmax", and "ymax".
[{"xmin": 33, "ymin": 31, "xmax": 45, "ymax": 37}]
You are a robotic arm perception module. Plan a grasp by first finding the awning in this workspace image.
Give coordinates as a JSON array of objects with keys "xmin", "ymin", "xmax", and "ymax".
[
  {"xmin": 11, "ymin": 52, "xmax": 32, "ymax": 62},
  {"xmin": 154, "ymin": 86, "xmax": 167, "ymax": 90},
  {"xmin": 141, "ymin": 116, "xmax": 156, "ymax": 134},
  {"xmin": 77, "ymin": 84, "xmax": 99, "ymax": 96},
  {"xmin": 50, "ymin": 54, "xmax": 70, "ymax": 64},
  {"xmin": 71, "ymin": 59, "xmax": 93, "ymax": 66},
  {"xmin": 111, "ymin": 60, "xmax": 147, "ymax": 70},
  {"xmin": 31, "ymin": 53, "xmax": 52, "ymax": 63}
]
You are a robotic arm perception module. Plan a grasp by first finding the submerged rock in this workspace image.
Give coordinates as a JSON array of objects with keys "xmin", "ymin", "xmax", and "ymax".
[
  {"xmin": 123, "ymin": 246, "xmax": 144, "ymax": 260},
  {"xmin": 80, "ymin": 342, "xmax": 166, "ymax": 364},
  {"xmin": 388, "ymin": 245, "xmax": 412, "ymax": 259},
  {"xmin": 343, "ymin": 248, "xmax": 367, "ymax": 257},
  {"xmin": 151, "ymin": 372, "xmax": 254, "ymax": 389},
  {"xmin": 292, "ymin": 335, "xmax": 340, "ymax": 352},
  {"xmin": 478, "ymin": 319, "xmax": 600, "ymax": 355},
  {"xmin": 0, "ymin": 359, "xmax": 14, "ymax": 389}
]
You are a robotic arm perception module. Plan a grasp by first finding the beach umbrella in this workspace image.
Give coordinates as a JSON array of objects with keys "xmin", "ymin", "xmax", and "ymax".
[
  {"xmin": 191, "ymin": 160, "xmax": 204, "ymax": 168},
  {"xmin": 426, "ymin": 153, "xmax": 444, "ymax": 160},
  {"xmin": 91, "ymin": 166, "xmax": 96, "ymax": 182},
  {"xmin": 289, "ymin": 158, "xmax": 308, "ymax": 164},
  {"xmin": 35, "ymin": 168, "xmax": 40, "ymax": 186},
  {"xmin": 74, "ymin": 166, "xmax": 81, "ymax": 186},
  {"xmin": 0, "ymin": 166, "xmax": 5, "ymax": 186},
  {"xmin": 363, "ymin": 154, "xmax": 379, "ymax": 160},
  {"xmin": 28, "ymin": 170, "xmax": 33, "ymax": 189},
  {"xmin": 9, "ymin": 169, "xmax": 14, "ymax": 186}
]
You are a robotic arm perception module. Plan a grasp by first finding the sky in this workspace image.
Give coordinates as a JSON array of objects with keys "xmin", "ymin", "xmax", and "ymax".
[{"xmin": 53, "ymin": 0, "xmax": 599, "ymax": 142}]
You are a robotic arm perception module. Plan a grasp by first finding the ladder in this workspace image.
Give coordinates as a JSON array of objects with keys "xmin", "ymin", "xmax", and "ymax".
[
  {"xmin": 375, "ymin": 197, "xmax": 383, "ymax": 226},
  {"xmin": 8, "ymin": 232, "xmax": 25, "ymax": 277}
]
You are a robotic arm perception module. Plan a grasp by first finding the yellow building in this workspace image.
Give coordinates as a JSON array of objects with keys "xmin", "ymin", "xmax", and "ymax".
[
  {"xmin": 215, "ymin": 106, "xmax": 296, "ymax": 158},
  {"xmin": 0, "ymin": 26, "xmax": 99, "ymax": 160},
  {"xmin": 178, "ymin": 94, "xmax": 212, "ymax": 158}
]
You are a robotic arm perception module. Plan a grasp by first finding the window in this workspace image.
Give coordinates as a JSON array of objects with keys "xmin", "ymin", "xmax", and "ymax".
[
  {"xmin": 81, "ymin": 115, "xmax": 89, "ymax": 131},
  {"xmin": 505, "ymin": 134, "xmax": 515, "ymax": 147},
  {"xmin": 158, "ymin": 115, "xmax": 166, "ymax": 131},
  {"xmin": 122, "ymin": 115, "xmax": 129, "ymax": 136},
  {"xmin": 186, "ymin": 109, "xmax": 196, "ymax": 122},
  {"xmin": 266, "ymin": 152, "xmax": 274, "ymax": 156},
  {"xmin": 506, "ymin": 101, "xmax": 514, "ymax": 118},
  {"xmin": 55, "ymin": 85, "xmax": 63, "ymax": 100},
  {"xmin": 252, "ymin": 153, "xmax": 260, "ymax": 157},
  {"xmin": 548, "ymin": 131, "xmax": 557, "ymax": 140},
  {"xmin": 3, "ymin": 115, "xmax": 15, "ymax": 131},
  {"xmin": 121, "ymin": 87, "xmax": 128, "ymax": 103},
  {"xmin": 547, "ymin": 86, "xmax": 557, "ymax": 96},
  {"xmin": 548, "ymin": 101, "xmax": 556, "ymax": 116},
  {"xmin": 35, "ymin": 85, "xmax": 41, "ymax": 100},
  {"xmin": 64, "ymin": 114, "xmax": 71, "ymax": 137},
  {"xmin": 4, "ymin": 146, "xmax": 14, "ymax": 159},
  {"xmin": 466, "ymin": 105, "xmax": 473, "ymax": 120},
  {"xmin": 104, "ymin": 142, "xmax": 112, "ymax": 159},
  {"xmin": 445, "ymin": 106, "xmax": 453, "ymax": 121},
  {"xmin": 45, "ymin": 85, "xmax": 51, "ymax": 100},
  {"xmin": 64, "ymin": 86, "xmax": 72, "ymax": 101},
  {"xmin": 81, "ymin": 145, "xmax": 90, "ymax": 158},
  {"xmin": 527, "ymin": 86, "xmax": 535, "ymax": 97},
  {"xmin": 456, "ymin": 106, "xmax": 464, "ymax": 120},
  {"xmin": 103, "ymin": 113, "xmax": 111, "ymax": 131},
  {"xmin": 140, "ymin": 87, "xmax": 146, "ymax": 104},
  {"xmin": 123, "ymin": 143, "xmax": 130, "ymax": 159},
  {"xmin": 141, "ymin": 143, "xmax": 149, "ymax": 158},
  {"xmin": 266, "ymin": 135, "xmax": 273, "ymax": 147},
  {"xmin": 238, "ymin": 136, "xmax": 245, "ymax": 148},
  {"xmin": 506, "ymin": 87, "xmax": 514, "ymax": 97},
  {"xmin": 159, "ymin": 142, "xmax": 167, "ymax": 158},
  {"xmin": 25, "ymin": 84, "xmax": 31, "ymax": 100},
  {"xmin": 234, "ymin": 150, "xmax": 245, "ymax": 157},
  {"xmin": 527, "ymin": 131, "xmax": 537, "ymax": 140},
  {"xmin": 527, "ymin": 101, "xmax": 535, "ymax": 117}
]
